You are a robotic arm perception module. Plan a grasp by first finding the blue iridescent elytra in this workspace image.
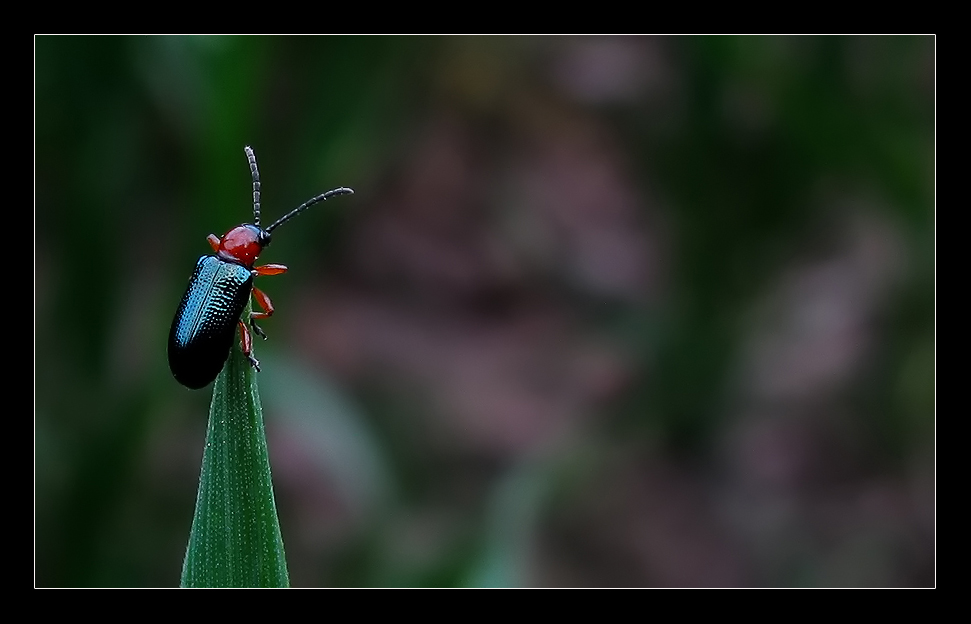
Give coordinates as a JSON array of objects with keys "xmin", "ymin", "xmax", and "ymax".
[{"xmin": 168, "ymin": 256, "xmax": 254, "ymax": 389}]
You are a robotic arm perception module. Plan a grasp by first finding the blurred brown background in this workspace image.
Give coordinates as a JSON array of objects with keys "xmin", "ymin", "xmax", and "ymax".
[{"xmin": 35, "ymin": 36, "xmax": 935, "ymax": 587}]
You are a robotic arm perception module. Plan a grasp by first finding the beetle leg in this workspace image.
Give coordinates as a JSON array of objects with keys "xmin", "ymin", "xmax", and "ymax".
[
  {"xmin": 238, "ymin": 320, "xmax": 261, "ymax": 371},
  {"xmin": 248, "ymin": 267, "xmax": 286, "ymax": 339},
  {"xmin": 255, "ymin": 263, "xmax": 288, "ymax": 276},
  {"xmin": 251, "ymin": 286, "xmax": 275, "ymax": 318},
  {"xmin": 249, "ymin": 286, "xmax": 276, "ymax": 339},
  {"xmin": 207, "ymin": 234, "xmax": 221, "ymax": 252}
]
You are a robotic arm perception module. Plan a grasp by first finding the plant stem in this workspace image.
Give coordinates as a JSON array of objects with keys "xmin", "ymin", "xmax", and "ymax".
[{"xmin": 181, "ymin": 309, "xmax": 289, "ymax": 588}]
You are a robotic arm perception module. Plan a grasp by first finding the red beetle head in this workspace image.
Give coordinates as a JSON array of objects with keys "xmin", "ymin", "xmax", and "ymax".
[{"xmin": 216, "ymin": 224, "xmax": 271, "ymax": 267}]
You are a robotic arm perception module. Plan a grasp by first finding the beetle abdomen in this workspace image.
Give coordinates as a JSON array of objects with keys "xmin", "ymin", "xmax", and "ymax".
[{"xmin": 168, "ymin": 256, "xmax": 255, "ymax": 389}]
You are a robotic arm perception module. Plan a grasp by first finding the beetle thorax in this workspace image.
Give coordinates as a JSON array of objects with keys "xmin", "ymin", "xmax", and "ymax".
[{"xmin": 217, "ymin": 224, "xmax": 271, "ymax": 267}]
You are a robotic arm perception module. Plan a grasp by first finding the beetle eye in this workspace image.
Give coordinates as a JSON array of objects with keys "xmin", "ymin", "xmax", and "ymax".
[{"xmin": 259, "ymin": 230, "xmax": 272, "ymax": 247}]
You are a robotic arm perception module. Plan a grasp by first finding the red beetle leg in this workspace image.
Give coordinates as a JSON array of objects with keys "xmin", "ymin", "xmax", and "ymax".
[
  {"xmin": 252, "ymin": 286, "xmax": 275, "ymax": 318},
  {"xmin": 249, "ymin": 286, "xmax": 276, "ymax": 339},
  {"xmin": 207, "ymin": 234, "xmax": 221, "ymax": 252},
  {"xmin": 238, "ymin": 320, "xmax": 261, "ymax": 370},
  {"xmin": 255, "ymin": 263, "xmax": 288, "ymax": 276}
]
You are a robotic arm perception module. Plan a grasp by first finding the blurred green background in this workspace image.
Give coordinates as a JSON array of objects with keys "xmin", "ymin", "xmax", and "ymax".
[{"xmin": 35, "ymin": 36, "xmax": 934, "ymax": 587}]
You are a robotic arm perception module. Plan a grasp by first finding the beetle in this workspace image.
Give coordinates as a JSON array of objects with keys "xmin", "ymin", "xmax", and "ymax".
[{"xmin": 168, "ymin": 146, "xmax": 353, "ymax": 389}]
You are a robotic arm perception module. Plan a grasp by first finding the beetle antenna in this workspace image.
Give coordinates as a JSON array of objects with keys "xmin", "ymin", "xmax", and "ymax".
[
  {"xmin": 265, "ymin": 187, "xmax": 354, "ymax": 233},
  {"xmin": 245, "ymin": 146, "xmax": 262, "ymax": 227}
]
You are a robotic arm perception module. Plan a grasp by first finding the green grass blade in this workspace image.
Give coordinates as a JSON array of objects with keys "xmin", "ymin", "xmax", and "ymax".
[{"xmin": 181, "ymin": 313, "xmax": 289, "ymax": 588}]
